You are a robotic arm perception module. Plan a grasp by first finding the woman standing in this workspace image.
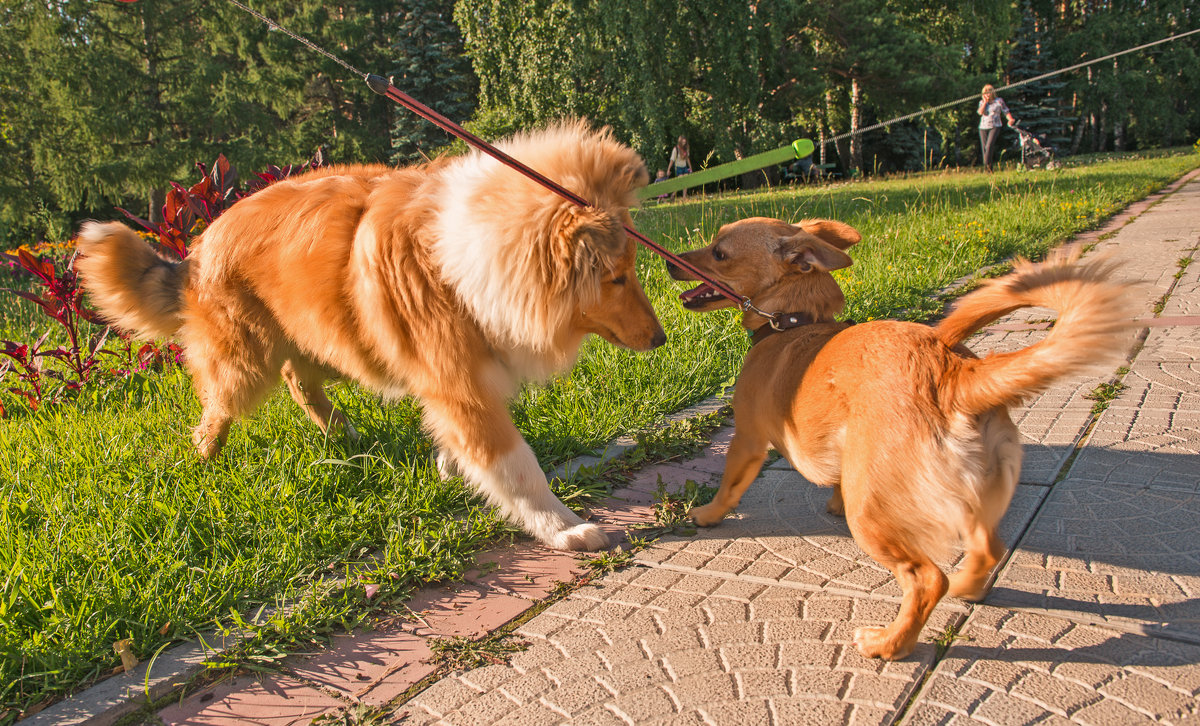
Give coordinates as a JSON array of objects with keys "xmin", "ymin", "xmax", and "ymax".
[
  {"xmin": 668, "ymin": 136, "xmax": 692, "ymax": 199},
  {"xmin": 978, "ymin": 84, "xmax": 1016, "ymax": 172}
]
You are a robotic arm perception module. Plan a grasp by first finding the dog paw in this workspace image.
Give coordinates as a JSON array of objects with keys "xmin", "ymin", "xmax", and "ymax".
[
  {"xmin": 825, "ymin": 497, "xmax": 845, "ymax": 517},
  {"xmin": 689, "ymin": 502, "xmax": 727, "ymax": 527},
  {"xmin": 948, "ymin": 573, "xmax": 991, "ymax": 602},
  {"xmin": 549, "ymin": 522, "xmax": 611, "ymax": 551},
  {"xmin": 853, "ymin": 627, "xmax": 912, "ymax": 661}
]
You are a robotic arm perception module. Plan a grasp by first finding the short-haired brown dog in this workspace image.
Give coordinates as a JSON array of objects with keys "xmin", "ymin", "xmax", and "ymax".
[{"xmin": 668, "ymin": 217, "xmax": 1133, "ymax": 660}]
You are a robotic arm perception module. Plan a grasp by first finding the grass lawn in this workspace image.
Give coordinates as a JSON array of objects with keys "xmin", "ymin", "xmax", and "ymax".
[{"xmin": 2, "ymin": 150, "xmax": 1198, "ymax": 720}]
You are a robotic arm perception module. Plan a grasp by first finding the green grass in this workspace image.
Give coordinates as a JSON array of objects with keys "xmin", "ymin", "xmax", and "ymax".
[{"xmin": 1, "ymin": 150, "xmax": 1198, "ymax": 721}]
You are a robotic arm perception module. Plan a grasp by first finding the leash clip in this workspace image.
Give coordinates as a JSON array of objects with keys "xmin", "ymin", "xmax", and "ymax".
[{"xmin": 741, "ymin": 296, "xmax": 783, "ymax": 328}]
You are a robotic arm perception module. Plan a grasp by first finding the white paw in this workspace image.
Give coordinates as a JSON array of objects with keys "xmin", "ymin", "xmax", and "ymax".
[{"xmin": 547, "ymin": 522, "xmax": 611, "ymax": 551}]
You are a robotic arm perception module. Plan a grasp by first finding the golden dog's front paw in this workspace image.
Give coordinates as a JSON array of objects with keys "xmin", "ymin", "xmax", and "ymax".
[
  {"xmin": 853, "ymin": 626, "xmax": 913, "ymax": 661},
  {"xmin": 689, "ymin": 502, "xmax": 728, "ymax": 527},
  {"xmin": 550, "ymin": 522, "xmax": 612, "ymax": 551}
]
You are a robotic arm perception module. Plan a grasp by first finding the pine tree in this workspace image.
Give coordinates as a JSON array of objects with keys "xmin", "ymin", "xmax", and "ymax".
[
  {"xmin": 388, "ymin": 0, "xmax": 477, "ymax": 164},
  {"xmin": 1005, "ymin": 0, "xmax": 1069, "ymax": 147}
]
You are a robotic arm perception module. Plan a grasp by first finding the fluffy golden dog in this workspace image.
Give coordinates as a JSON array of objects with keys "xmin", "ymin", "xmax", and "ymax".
[
  {"xmin": 77, "ymin": 121, "xmax": 665, "ymax": 551},
  {"xmin": 668, "ymin": 218, "xmax": 1132, "ymax": 659}
]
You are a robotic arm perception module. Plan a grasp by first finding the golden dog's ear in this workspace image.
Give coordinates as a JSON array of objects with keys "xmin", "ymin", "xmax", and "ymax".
[
  {"xmin": 796, "ymin": 219, "xmax": 861, "ymax": 250},
  {"xmin": 566, "ymin": 206, "xmax": 624, "ymax": 258},
  {"xmin": 776, "ymin": 233, "xmax": 853, "ymax": 273}
]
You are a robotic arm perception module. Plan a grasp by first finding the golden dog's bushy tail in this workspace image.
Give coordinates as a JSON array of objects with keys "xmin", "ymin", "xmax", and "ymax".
[
  {"xmin": 75, "ymin": 221, "xmax": 190, "ymax": 339},
  {"xmin": 936, "ymin": 245, "xmax": 1136, "ymax": 414}
]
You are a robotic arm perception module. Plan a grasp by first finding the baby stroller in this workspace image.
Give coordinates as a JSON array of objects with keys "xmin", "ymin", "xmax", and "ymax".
[{"xmin": 1012, "ymin": 123, "xmax": 1060, "ymax": 170}]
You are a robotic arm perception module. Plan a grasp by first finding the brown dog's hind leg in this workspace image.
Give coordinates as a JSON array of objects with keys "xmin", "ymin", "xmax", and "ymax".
[
  {"xmin": 690, "ymin": 431, "xmax": 768, "ymax": 527},
  {"xmin": 281, "ymin": 358, "xmax": 358, "ymax": 440},
  {"xmin": 825, "ymin": 483, "xmax": 845, "ymax": 516},
  {"xmin": 850, "ymin": 519, "xmax": 948, "ymax": 660},
  {"xmin": 948, "ymin": 521, "xmax": 1005, "ymax": 601}
]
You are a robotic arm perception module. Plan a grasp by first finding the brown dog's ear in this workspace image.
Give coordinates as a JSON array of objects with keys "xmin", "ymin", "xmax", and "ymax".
[
  {"xmin": 775, "ymin": 234, "xmax": 853, "ymax": 273},
  {"xmin": 796, "ymin": 219, "xmax": 861, "ymax": 250}
]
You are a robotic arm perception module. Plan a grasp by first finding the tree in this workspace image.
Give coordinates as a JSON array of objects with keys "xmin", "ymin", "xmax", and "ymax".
[
  {"xmin": 453, "ymin": 0, "xmax": 804, "ymax": 170},
  {"xmin": 1005, "ymin": 0, "xmax": 1069, "ymax": 147},
  {"xmin": 789, "ymin": 0, "xmax": 994, "ymax": 173},
  {"xmin": 1053, "ymin": 0, "xmax": 1199, "ymax": 153},
  {"xmin": 388, "ymin": 0, "xmax": 477, "ymax": 164},
  {"xmin": 0, "ymin": 0, "xmax": 409, "ymax": 247}
]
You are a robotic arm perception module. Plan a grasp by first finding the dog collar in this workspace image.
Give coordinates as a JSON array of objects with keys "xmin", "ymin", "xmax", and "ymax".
[
  {"xmin": 749, "ymin": 313, "xmax": 853, "ymax": 346},
  {"xmin": 749, "ymin": 311, "xmax": 818, "ymax": 346}
]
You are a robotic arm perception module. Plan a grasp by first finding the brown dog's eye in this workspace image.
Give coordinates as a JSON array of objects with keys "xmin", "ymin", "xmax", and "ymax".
[
  {"xmin": 713, "ymin": 248, "xmax": 726, "ymax": 261},
  {"xmin": 611, "ymin": 276, "xmax": 627, "ymax": 285}
]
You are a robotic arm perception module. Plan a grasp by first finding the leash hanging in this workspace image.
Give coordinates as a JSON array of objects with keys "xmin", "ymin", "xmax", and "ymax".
[{"xmin": 222, "ymin": 0, "xmax": 744, "ymax": 306}]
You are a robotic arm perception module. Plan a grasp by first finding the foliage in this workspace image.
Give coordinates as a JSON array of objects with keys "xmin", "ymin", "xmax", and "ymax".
[
  {"xmin": 0, "ymin": 152, "xmax": 320, "ymax": 416},
  {"xmin": 454, "ymin": 0, "xmax": 804, "ymax": 169},
  {"xmin": 388, "ymin": 0, "xmax": 478, "ymax": 164},
  {"xmin": 118, "ymin": 152, "xmax": 324, "ymax": 259},
  {"xmin": 1006, "ymin": 0, "xmax": 1070, "ymax": 146},
  {"xmin": 1051, "ymin": 0, "xmax": 1200, "ymax": 153},
  {"xmin": 0, "ymin": 248, "xmax": 109, "ymax": 411},
  {"xmin": 0, "ymin": 0, "xmax": 393, "ymax": 248},
  {"xmin": 427, "ymin": 632, "xmax": 529, "ymax": 671}
]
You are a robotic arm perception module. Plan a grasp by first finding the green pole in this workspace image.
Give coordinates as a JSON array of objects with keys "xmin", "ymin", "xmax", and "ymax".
[{"xmin": 639, "ymin": 139, "xmax": 815, "ymax": 200}]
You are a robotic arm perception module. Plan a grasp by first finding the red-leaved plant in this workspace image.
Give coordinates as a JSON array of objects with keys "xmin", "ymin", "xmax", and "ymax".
[
  {"xmin": 0, "ymin": 249, "xmax": 111, "ymax": 404},
  {"xmin": 1, "ymin": 150, "xmax": 325, "ymax": 415},
  {"xmin": 118, "ymin": 151, "xmax": 324, "ymax": 259}
]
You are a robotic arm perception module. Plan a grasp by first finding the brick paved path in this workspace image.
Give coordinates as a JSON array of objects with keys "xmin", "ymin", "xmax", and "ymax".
[{"xmin": 395, "ymin": 174, "xmax": 1200, "ymax": 725}]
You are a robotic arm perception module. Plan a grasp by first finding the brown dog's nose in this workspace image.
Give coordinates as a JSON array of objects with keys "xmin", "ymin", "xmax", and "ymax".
[{"xmin": 650, "ymin": 329, "xmax": 667, "ymax": 349}]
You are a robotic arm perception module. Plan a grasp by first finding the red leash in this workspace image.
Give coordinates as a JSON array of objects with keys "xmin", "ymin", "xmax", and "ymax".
[{"xmin": 363, "ymin": 75, "xmax": 742, "ymax": 305}]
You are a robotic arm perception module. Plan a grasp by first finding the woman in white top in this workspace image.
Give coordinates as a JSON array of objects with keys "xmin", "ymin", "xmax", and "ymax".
[{"xmin": 978, "ymin": 84, "xmax": 1016, "ymax": 172}]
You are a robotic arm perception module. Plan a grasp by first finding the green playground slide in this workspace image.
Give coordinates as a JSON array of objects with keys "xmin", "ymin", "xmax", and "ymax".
[{"xmin": 638, "ymin": 139, "xmax": 815, "ymax": 200}]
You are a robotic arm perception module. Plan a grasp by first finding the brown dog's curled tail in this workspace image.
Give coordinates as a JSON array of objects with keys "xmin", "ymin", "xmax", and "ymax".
[
  {"xmin": 75, "ymin": 221, "xmax": 190, "ymax": 340},
  {"xmin": 936, "ymin": 245, "xmax": 1136, "ymax": 414}
]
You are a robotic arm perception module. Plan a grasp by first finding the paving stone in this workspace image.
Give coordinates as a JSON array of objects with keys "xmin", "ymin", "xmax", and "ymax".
[
  {"xmin": 405, "ymin": 583, "xmax": 533, "ymax": 638},
  {"xmin": 156, "ymin": 673, "xmax": 343, "ymax": 726},
  {"xmin": 280, "ymin": 626, "xmax": 433, "ymax": 705},
  {"xmin": 699, "ymin": 698, "xmax": 773, "ymax": 726},
  {"xmin": 1066, "ymin": 365, "xmax": 1200, "ymax": 492},
  {"xmin": 385, "ymin": 178, "xmax": 1200, "ymax": 726},
  {"xmin": 464, "ymin": 544, "xmax": 587, "ymax": 600},
  {"xmin": 633, "ymin": 469, "xmax": 1045, "ymax": 601},
  {"xmin": 988, "ymin": 478, "xmax": 1200, "ymax": 641},
  {"xmin": 903, "ymin": 605, "xmax": 1200, "ymax": 726},
  {"xmin": 402, "ymin": 567, "xmax": 961, "ymax": 724}
]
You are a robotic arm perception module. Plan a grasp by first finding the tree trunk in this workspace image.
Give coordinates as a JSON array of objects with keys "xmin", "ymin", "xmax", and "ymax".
[
  {"xmin": 826, "ymin": 88, "xmax": 848, "ymax": 168},
  {"xmin": 148, "ymin": 187, "xmax": 165, "ymax": 224},
  {"xmin": 1070, "ymin": 114, "xmax": 1087, "ymax": 155},
  {"xmin": 1111, "ymin": 60, "xmax": 1125, "ymax": 151}
]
